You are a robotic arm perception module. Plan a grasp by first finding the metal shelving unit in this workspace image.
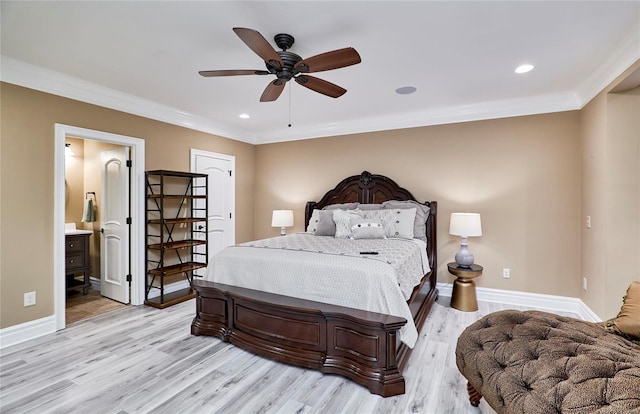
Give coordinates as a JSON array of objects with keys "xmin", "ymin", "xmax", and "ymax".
[{"xmin": 145, "ymin": 170, "xmax": 208, "ymax": 308}]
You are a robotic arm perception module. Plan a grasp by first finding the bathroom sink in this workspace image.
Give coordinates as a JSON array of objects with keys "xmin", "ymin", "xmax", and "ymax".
[{"xmin": 65, "ymin": 223, "xmax": 93, "ymax": 235}]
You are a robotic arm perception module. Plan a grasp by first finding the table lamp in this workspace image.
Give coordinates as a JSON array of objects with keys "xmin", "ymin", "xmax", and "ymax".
[
  {"xmin": 449, "ymin": 212, "xmax": 482, "ymax": 268},
  {"xmin": 272, "ymin": 210, "xmax": 294, "ymax": 236}
]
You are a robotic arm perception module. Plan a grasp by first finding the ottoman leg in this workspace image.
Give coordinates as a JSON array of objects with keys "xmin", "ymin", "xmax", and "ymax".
[{"xmin": 467, "ymin": 382, "xmax": 482, "ymax": 407}]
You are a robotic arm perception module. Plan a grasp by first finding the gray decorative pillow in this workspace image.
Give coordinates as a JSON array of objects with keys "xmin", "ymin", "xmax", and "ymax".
[
  {"xmin": 350, "ymin": 219, "xmax": 385, "ymax": 239},
  {"xmin": 360, "ymin": 209, "xmax": 397, "ymax": 238},
  {"xmin": 306, "ymin": 209, "xmax": 321, "ymax": 233},
  {"xmin": 333, "ymin": 209, "xmax": 363, "ymax": 238},
  {"xmin": 382, "ymin": 200, "xmax": 430, "ymax": 243},
  {"xmin": 314, "ymin": 210, "xmax": 336, "ymax": 236},
  {"xmin": 357, "ymin": 203, "xmax": 382, "ymax": 210},
  {"xmin": 322, "ymin": 203, "xmax": 359, "ymax": 210}
]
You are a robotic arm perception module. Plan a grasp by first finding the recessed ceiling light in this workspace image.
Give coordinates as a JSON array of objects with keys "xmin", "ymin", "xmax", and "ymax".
[
  {"xmin": 515, "ymin": 64, "xmax": 534, "ymax": 74},
  {"xmin": 239, "ymin": 113, "xmax": 250, "ymax": 119},
  {"xmin": 395, "ymin": 86, "xmax": 417, "ymax": 95}
]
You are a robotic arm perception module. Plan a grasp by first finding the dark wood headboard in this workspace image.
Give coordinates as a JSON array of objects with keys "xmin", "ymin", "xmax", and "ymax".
[{"xmin": 304, "ymin": 171, "xmax": 437, "ymax": 273}]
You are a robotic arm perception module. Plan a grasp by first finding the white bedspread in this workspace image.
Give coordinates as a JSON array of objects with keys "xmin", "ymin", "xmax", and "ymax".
[{"xmin": 205, "ymin": 233, "xmax": 430, "ymax": 348}]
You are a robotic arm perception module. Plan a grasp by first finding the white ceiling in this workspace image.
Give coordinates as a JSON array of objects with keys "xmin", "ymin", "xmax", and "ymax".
[{"xmin": 1, "ymin": 1, "xmax": 639, "ymax": 144}]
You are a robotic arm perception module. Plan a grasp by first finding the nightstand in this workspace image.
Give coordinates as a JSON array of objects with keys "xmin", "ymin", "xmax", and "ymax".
[{"xmin": 448, "ymin": 262, "xmax": 483, "ymax": 311}]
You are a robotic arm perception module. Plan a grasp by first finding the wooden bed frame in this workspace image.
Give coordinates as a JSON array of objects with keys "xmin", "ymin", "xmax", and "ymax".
[{"xmin": 191, "ymin": 171, "xmax": 438, "ymax": 397}]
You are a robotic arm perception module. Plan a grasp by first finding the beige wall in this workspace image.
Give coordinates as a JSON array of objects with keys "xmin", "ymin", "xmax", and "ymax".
[
  {"xmin": 255, "ymin": 112, "xmax": 583, "ymax": 298},
  {"xmin": 64, "ymin": 137, "xmax": 85, "ymax": 226},
  {"xmin": 581, "ymin": 62, "xmax": 640, "ymax": 319},
  {"xmin": 2, "ymin": 59, "xmax": 638, "ymax": 331},
  {"xmin": 0, "ymin": 82, "xmax": 255, "ymax": 329},
  {"xmin": 580, "ymin": 88, "xmax": 608, "ymax": 315}
]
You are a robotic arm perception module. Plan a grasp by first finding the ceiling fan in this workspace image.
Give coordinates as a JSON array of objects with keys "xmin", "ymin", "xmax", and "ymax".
[{"xmin": 199, "ymin": 27, "xmax": 361, "ymax": 102}]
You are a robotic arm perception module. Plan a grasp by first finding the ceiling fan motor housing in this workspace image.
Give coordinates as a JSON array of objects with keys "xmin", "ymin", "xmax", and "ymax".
[{"xmin": 273, "ymin": 51, "xmax": 302, "ymax": 81}]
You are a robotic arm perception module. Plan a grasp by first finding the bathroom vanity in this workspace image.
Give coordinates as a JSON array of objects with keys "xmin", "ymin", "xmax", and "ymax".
[{"xmin": 65, "ymin": 229, "xmax": 92, "ymax": 294}]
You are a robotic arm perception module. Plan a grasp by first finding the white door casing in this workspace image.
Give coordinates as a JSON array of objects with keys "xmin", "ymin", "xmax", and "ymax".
[
  {"xmin": 54, "ymin": 124, "xmax": 145, "ymax": 331},
  {"xmin": 191, "ymin": 149, "xmax": 235, "ymax": 276},
  {"xmin": 100, "ymin": 147, "xmax": 130, "ymax": 303}
]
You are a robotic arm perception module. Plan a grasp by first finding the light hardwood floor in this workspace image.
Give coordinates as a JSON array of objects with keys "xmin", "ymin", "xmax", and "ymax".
[
  {"xmin": 0, "ymin": 296, "xmax": 579, "ymax": 414},
  {"xmin": 66, "ymin": 288, "xmax": 128, "ymax": 324}
]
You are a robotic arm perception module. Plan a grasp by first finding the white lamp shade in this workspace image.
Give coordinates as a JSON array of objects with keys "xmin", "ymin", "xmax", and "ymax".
[
  {"xmin": 449, "ymin": 213, "xmax": 482, "ymax": 237},
  {"xmin": 271, "ymin": 210, "xmax": 294, "ymax": 228}
]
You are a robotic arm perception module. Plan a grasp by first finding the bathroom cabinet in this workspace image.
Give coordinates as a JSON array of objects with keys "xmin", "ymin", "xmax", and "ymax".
[
  {"xmin": 65, "ymin": 233, "xmax": 91, "ymax": 295},
  {"xmin": 145, "ymin": 170, "xmax": 208, "ymax": 308}
]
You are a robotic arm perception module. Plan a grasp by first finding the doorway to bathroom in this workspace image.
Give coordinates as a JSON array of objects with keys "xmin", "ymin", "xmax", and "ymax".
[
  {"xmin": 54, "ymin": 124, "xmax": 146, "ymax": 331},
  {"xmin": 64, "ymin": 137, "xmax": 130, "ymax": 323}
]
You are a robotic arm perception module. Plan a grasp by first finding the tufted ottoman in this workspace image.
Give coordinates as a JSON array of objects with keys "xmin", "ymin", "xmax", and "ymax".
[{"xmin": 456, "ymin": 310, "xmax": 640, "ymax": 413}]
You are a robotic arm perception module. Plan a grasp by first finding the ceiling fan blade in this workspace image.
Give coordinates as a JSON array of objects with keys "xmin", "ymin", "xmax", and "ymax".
[
  {"xmin": 199, "ymin": 69, "xmax": 270, "ymax": 77},
  {"xmin": 295, "ymin": 75, "xmax": 346, "ymax": 98},
  {"xmin": 295, "ymin": 47, "xmax": 361, "ymax": 73},
  {"xmin": 260, "ymin": 80, "xmax": 286, "ymax": 102},
  {"xmin": 233, "ymin": 27, "xmax": 283, "ymax": 67}
]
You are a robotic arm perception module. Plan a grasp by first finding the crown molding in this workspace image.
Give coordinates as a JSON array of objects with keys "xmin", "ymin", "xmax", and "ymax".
[
  {"xmin": 2, "ymin": 35, "xmax": 638, "ymax": 146},
  {"xmin": 0, "ymin": 56, "xmax": 258, "ymax": 145},
  {"xmin": 576, "ymin": 21, "xmax": 640, "ymax": 106},
  {"xmin": 256, "ymin": 91, "xmax": 582, "ymax": 144}
]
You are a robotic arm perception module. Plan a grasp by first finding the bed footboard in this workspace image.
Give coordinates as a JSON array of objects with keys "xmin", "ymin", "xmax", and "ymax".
[{"xmin": 191, "ymin": 279, "xmax": 408, "ymax": 397}]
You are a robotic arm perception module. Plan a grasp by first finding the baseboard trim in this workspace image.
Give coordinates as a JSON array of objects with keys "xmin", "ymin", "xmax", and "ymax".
[
  {"xmin": 1, "ymin": 280, "xmax": 191, "ymax": 350},
  {"xmin": 90, "ymin": 277, "xmax": 189, "ymax": 300},
  {"xmin": 437, "ymin": 283, "xmax": 601, "ymax": 322},
  {"xmin": 0, "ymin": 283, "xmax": 601, "ymax": 351},
  {"xmin": 0, "ymin": 315, "xmax": 57, "ymax": 350},
  {"xmin": 89, "ymin": 277, "xmax": 101, "ymax": 291}
]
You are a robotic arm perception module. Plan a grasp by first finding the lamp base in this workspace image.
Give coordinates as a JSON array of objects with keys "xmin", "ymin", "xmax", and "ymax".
[
  {"xmin": 455, "ymin": 237, "xmax": 474, "ymax": 268},
  {"xmin": 280, "ymin": 227, "xmax": 286, "ymax": 236}
]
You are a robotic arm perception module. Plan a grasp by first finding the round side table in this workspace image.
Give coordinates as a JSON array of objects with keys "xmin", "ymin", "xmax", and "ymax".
[{"xmin": 448, "ymin": 262, "xmax": 483, "ymax": 312}]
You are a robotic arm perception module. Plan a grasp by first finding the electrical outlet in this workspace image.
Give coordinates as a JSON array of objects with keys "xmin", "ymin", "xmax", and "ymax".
[
  {"xmin": 503, "ymin": 268, "xmax": 510, "ymax": 279},
  {"xmin": 24, "ymin": 291, "xmax": 36, "ymax": 307},
  {"xmin": 586, "ymin": 216, "xmax": 591, "ymax": 229},
  {"xmin": 583, "ymin": 277, "xmax": 588, "ymax": 291}
]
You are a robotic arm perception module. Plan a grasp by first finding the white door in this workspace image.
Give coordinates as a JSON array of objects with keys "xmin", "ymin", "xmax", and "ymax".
[
  {"xmin": 191, "ymin": 150, "xmax": 235, "ymax": 277},
  {"xmin": 100, "ymin": 147, "xmax": 130, "ymax": 303}
]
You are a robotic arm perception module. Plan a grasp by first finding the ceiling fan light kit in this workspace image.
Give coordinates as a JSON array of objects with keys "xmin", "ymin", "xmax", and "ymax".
[{"xmin": 199, "ymin": 27, "xmax": 361, "ymax": 102}]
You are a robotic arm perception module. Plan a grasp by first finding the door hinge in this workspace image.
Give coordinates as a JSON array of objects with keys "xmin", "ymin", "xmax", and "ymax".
[
  {"xmin": 126, "ymin": 217, "xmax": 132, "ymax": 225},
  {"xmin": 126, "ymin": 160, "xmax": 132, "ymax": 167},
  {"xmin": 126, "ymin": 274, "xmax": 132, "ymax": 282}
]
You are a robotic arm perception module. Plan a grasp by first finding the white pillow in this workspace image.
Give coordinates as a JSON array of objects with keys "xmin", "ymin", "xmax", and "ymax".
[
  {"xmin": 350, "ymin": 219, "xmax": 385, "ymax": 239},
  {"xmin": 381, "ymin": 200, "xmax": 430, "ymax": 243},
  {"xmin": 333, "ymin": 209, "xmax": 363, "ymax": 238},
  {"xmin": 389, "ymin": 208, "xmax": 417, "ymax": 239}
]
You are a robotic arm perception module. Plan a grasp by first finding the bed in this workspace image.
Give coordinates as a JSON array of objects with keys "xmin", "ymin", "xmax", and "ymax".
[{"xmin": 191, "ymin": 171, "xmax": 438, "ymax": 397}]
